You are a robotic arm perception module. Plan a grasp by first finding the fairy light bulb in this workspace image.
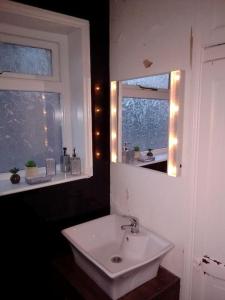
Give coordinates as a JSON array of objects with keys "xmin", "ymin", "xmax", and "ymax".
[
  {"xmin": 111, "ymin": 131, "xmax": 117, "ymax": 140},
  {"xmin": 95, "ymin": 84, "xmax": 101, "ymax": 91},
  {"xmin": 96, "ymin": 151, "xmax": 101, "ymax": 158},
  {"xmin": 111, "ymin": 106, "xmax": 117, "ymax": 116},
  {"xmin": 95, "ymin": 107, "xmax": 101, "ymax": 113},
  {"xmin": 175, "ymin": 72, "xmax": 180, "ymax": 81},
  {"xmin": 111, "ymin": 152, "xmax": 117, "ymax": 163},
  {"xmin": 170, "ymin": 103, "xmax": 179, "ymax": 114},
  {"xmin": 168, "ymin": 165, "xmax": 177, "ymax": 177},
  {"xmin": 169, "ymin": 136, "xmax": 178, "ymax": 149}
]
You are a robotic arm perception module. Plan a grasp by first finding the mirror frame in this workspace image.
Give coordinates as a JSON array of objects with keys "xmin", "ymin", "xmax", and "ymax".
[{"xmin": 110, "ymin": 70, "xmax": 185, "ymax": 177}]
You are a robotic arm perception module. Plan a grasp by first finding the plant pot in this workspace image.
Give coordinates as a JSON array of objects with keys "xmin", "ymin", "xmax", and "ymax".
[
  {"xmin": 25, "ymin": 166, "xmax": 38, "ymax": 178},
  {"xmin": 10, "ymin": 174, "xmax": 20, "ymax": 184},
  {"xmin": 134, "ymin": 151, "xmax": 140, "ymax": 160}
]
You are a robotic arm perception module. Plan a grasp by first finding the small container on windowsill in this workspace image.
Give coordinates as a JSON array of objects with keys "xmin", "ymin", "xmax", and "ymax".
[
  {"xmin": 133, "ymin": 146, "xmax": 140, "ymax": 160},
  {"xmin": 25, "ymin": 166, "xmax": 38, "ymax": 178},
  {"xmin": 25, "ymin": 175, "xmax": 53, "ymax": 185},
  {"xmin": 45, "ymin": 158, "xmax": 56, "ymax": 176}
]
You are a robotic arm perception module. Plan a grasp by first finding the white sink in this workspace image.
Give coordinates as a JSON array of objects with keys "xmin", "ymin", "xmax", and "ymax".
[{"xmin": 62, "ymin": 214, "xmax": 173, "ymax": 299}]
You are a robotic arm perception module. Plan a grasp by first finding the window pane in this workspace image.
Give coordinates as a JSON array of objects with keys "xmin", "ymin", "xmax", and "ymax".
[
  {"xmin": 122, "ymin": 74, "xmax": 169, "ymax": 89},
  {"xmin": 0, "ymin": 91, "xmax": 62, "ymax": 173},
  {"xmin": 0, "ymin": 42, "xmax": 52, "ymax": 76},
  {"xmin": 122, "ymin": 97, "xmax": 169, "ymax": 151}
]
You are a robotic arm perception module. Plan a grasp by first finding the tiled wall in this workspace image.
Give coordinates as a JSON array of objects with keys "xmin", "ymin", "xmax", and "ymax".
[{"xmin": 1, "ymin": 1, "xmax": 110, "ymax": 299}]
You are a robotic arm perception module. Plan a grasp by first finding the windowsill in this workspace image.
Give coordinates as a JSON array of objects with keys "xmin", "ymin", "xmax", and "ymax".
[
  {"xmin": 0, "ymin": 172, "xmax": 91, "ymax": 197},
  {"xmin": 132, "ymin": 153, "xmax": 167, "ymax": 167}
]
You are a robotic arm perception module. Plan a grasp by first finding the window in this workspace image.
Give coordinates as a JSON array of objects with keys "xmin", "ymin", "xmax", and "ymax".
[
  {"xmin": 0, "ymin": 42, "xmax": 52, "ymax": 76},
  {"xmin": 122, "ymin": 74, "xmax": 169, "ymax": 89},
  {"xmin": 0, "ymin": 1, "xmax": 92, "ymax": 195},
  {"xmin": 0, "ymin": 33, "xmax": 64, "ymax": 175},
  {"xmin": 121, "ymin": 74, "xmax": 170, "ymax": 152},
  {"xmin": 0, "ymin": 91, "xmax": 62, "ymax": 173},
  {"xmin": 122, "ymin": 97, "xmax": 169, "ymax": 151}
]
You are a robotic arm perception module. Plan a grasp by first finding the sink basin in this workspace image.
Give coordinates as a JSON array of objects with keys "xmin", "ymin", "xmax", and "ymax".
[{"xmin": 62, "ymin": 214, "xmax": 173, "ymax": 299}]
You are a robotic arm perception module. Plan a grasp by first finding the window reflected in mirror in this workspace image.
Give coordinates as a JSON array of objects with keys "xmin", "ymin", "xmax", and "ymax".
[
  {"xmin": 111, "ymin": 70, "xmax": 184, "ymax": 177},
  {"xmin": 121, "ymin": 73, "xmax": 169, "ymax": 173}
]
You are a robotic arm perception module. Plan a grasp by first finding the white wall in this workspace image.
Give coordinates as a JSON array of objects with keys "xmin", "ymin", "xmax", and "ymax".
[
  {"xmin": 110, "ymin": 0, "xmax": 225, "ymax": 299},
  {"xmin": 110, "ymin": 0, "xmax": 196, "ymax": 276}
]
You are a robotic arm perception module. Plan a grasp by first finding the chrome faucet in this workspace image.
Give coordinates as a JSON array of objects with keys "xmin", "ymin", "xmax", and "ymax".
[{"xmin": 121, "ymin": 215, "xmax": 139, "ymax": 234}]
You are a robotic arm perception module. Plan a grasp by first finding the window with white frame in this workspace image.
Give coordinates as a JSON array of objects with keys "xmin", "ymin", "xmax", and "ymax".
[
  {"xmin": 0, "ymin": 29, "xmax": 69, "ymax": 173},
  {"xmin": 120, "ymin": 74, "xmax": 170, "ymax": 152},
  {"xmin": 0, "ymin": 1, "xmax": 92, "ymax": 196}
]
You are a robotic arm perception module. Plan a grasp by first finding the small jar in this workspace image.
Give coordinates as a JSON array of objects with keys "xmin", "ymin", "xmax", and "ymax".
[{"xmin": 45, "ymin": 158, "xmax": 56, "ymax": 176}]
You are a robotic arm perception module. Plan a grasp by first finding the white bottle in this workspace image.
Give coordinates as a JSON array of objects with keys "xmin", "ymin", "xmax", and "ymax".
[{"xmin": 70, "ymin": 148, "xmax": 81, "ymax": 175}]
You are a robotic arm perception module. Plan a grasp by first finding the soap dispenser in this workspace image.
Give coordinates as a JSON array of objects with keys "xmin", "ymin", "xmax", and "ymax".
[
  {"xmin": 60, "ymin": 147, "xmax": 70, "ymax": 172},
  {"xmin": 122, "ymin": 142, "xmax": 128, "ymax": 163},
  {"xmin": 70, "ymin": 148, "xmax": 81, "ymax": 175}
]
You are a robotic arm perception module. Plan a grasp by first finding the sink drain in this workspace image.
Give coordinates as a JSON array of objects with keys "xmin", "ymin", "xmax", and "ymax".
[{"xmin": 111, "ymin": 256, "xmax": 122, "ymax": 263}]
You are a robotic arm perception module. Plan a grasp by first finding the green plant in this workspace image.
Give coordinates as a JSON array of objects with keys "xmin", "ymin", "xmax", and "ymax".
[
  {"xmin": 133, "ymin": 146, "xmax": 140, "ymax": 151},
  {"xmin": 25, "ymin": 160, "xmax": 37, "ymax": 167},
  {"xmin": 9, "ymin": 167, "xmax": 20, "ymax": 174}
]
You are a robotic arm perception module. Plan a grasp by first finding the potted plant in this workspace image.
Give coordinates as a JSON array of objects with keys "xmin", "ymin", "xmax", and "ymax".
[
  {"xmin": 9, "ymin": 167, "xmax": 20, "ymax": 184},
  {"xmin": 133, "ymin": 146, "xmax": 140, "ymax": 160},
  {"xmin": 25, "ymin": 160, "xmax": 38, "ymax": 178}
]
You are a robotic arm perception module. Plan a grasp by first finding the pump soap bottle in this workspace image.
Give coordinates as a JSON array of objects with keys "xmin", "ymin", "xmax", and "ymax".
[
  {"xmin": 60, "ymin": 147, "xmax": 70, "ymax": 172},
  {"xmin": 122, "ymin": 142, "xmax": 128, "ymax": 163},
  {"xmin": 70, "ymin": 148, "xmax": 81, "ymax": 175}
]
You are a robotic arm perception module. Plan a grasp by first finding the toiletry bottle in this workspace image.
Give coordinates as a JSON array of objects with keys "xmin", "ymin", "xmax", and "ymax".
[
  {"xmin": 122, "ymin": 142, "xmax": 129, "ymax": 163},
  {"xmin": 147, "ymin": 148, "xmax": 153, "ymax": 157},
  {"xmin": 60, "ymin": 147, "xmax": 70, "ymax": 172},
  {"xmin": 70, "ymin": 148, "xmax": 81, "ymax": 175}
]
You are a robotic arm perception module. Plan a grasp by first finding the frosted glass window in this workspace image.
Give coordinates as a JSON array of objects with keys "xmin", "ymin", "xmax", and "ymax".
[
  {"xmin": 0, "ymin": 42, "xmax": 52, "ymax": 76},
  {"xmin": 122, "ymin": 74, "xmax": 169, "ymax": 89},
  {"xmin": 0, "ymin": 91, "xmax": 62, "ymax": 172},
  {"xmin": 122, "ymin": 97, "xmax": 169, "ymax": 151}
]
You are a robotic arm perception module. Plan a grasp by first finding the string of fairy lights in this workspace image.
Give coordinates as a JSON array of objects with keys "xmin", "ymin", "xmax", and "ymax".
[
  {"xmin": 94, "ymin": 83, "xmax": 102, "ymax": 159},
  {"xmin": 41, "ymin": 93, "xmax": 49, "ymax": 148}
]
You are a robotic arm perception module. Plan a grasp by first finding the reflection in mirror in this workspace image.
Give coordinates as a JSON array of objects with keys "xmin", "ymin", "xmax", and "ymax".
[
  {"xmin": 110, "ymin": 70, "xmax": 184, "ymax": 177},
  {"xmin": 120, "ymin": 73, "xmax": 169, "ymax": 173}
]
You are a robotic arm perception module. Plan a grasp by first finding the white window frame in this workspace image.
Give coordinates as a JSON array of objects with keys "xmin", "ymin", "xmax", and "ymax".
[
  {"xmin": 0, "ymin": 25, "xmax": 72, "ymax": 171},
  {"xmin": 118, "ymin": 84, "xmax": 169, "ymax": 161},
  {"xmin": 0, "ymin": 1, "xmax": 93, "ymax": 195}
]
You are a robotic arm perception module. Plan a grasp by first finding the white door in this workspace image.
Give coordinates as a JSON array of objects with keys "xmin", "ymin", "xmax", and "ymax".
[{"xmin": 192, "ymin": 47, "xmax": 225, "ymax": 300}]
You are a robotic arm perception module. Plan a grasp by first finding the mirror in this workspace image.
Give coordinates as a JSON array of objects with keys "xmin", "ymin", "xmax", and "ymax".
[{"xmin": 110, "ymin": 70, "xmax": 184, "ymax": 177}]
